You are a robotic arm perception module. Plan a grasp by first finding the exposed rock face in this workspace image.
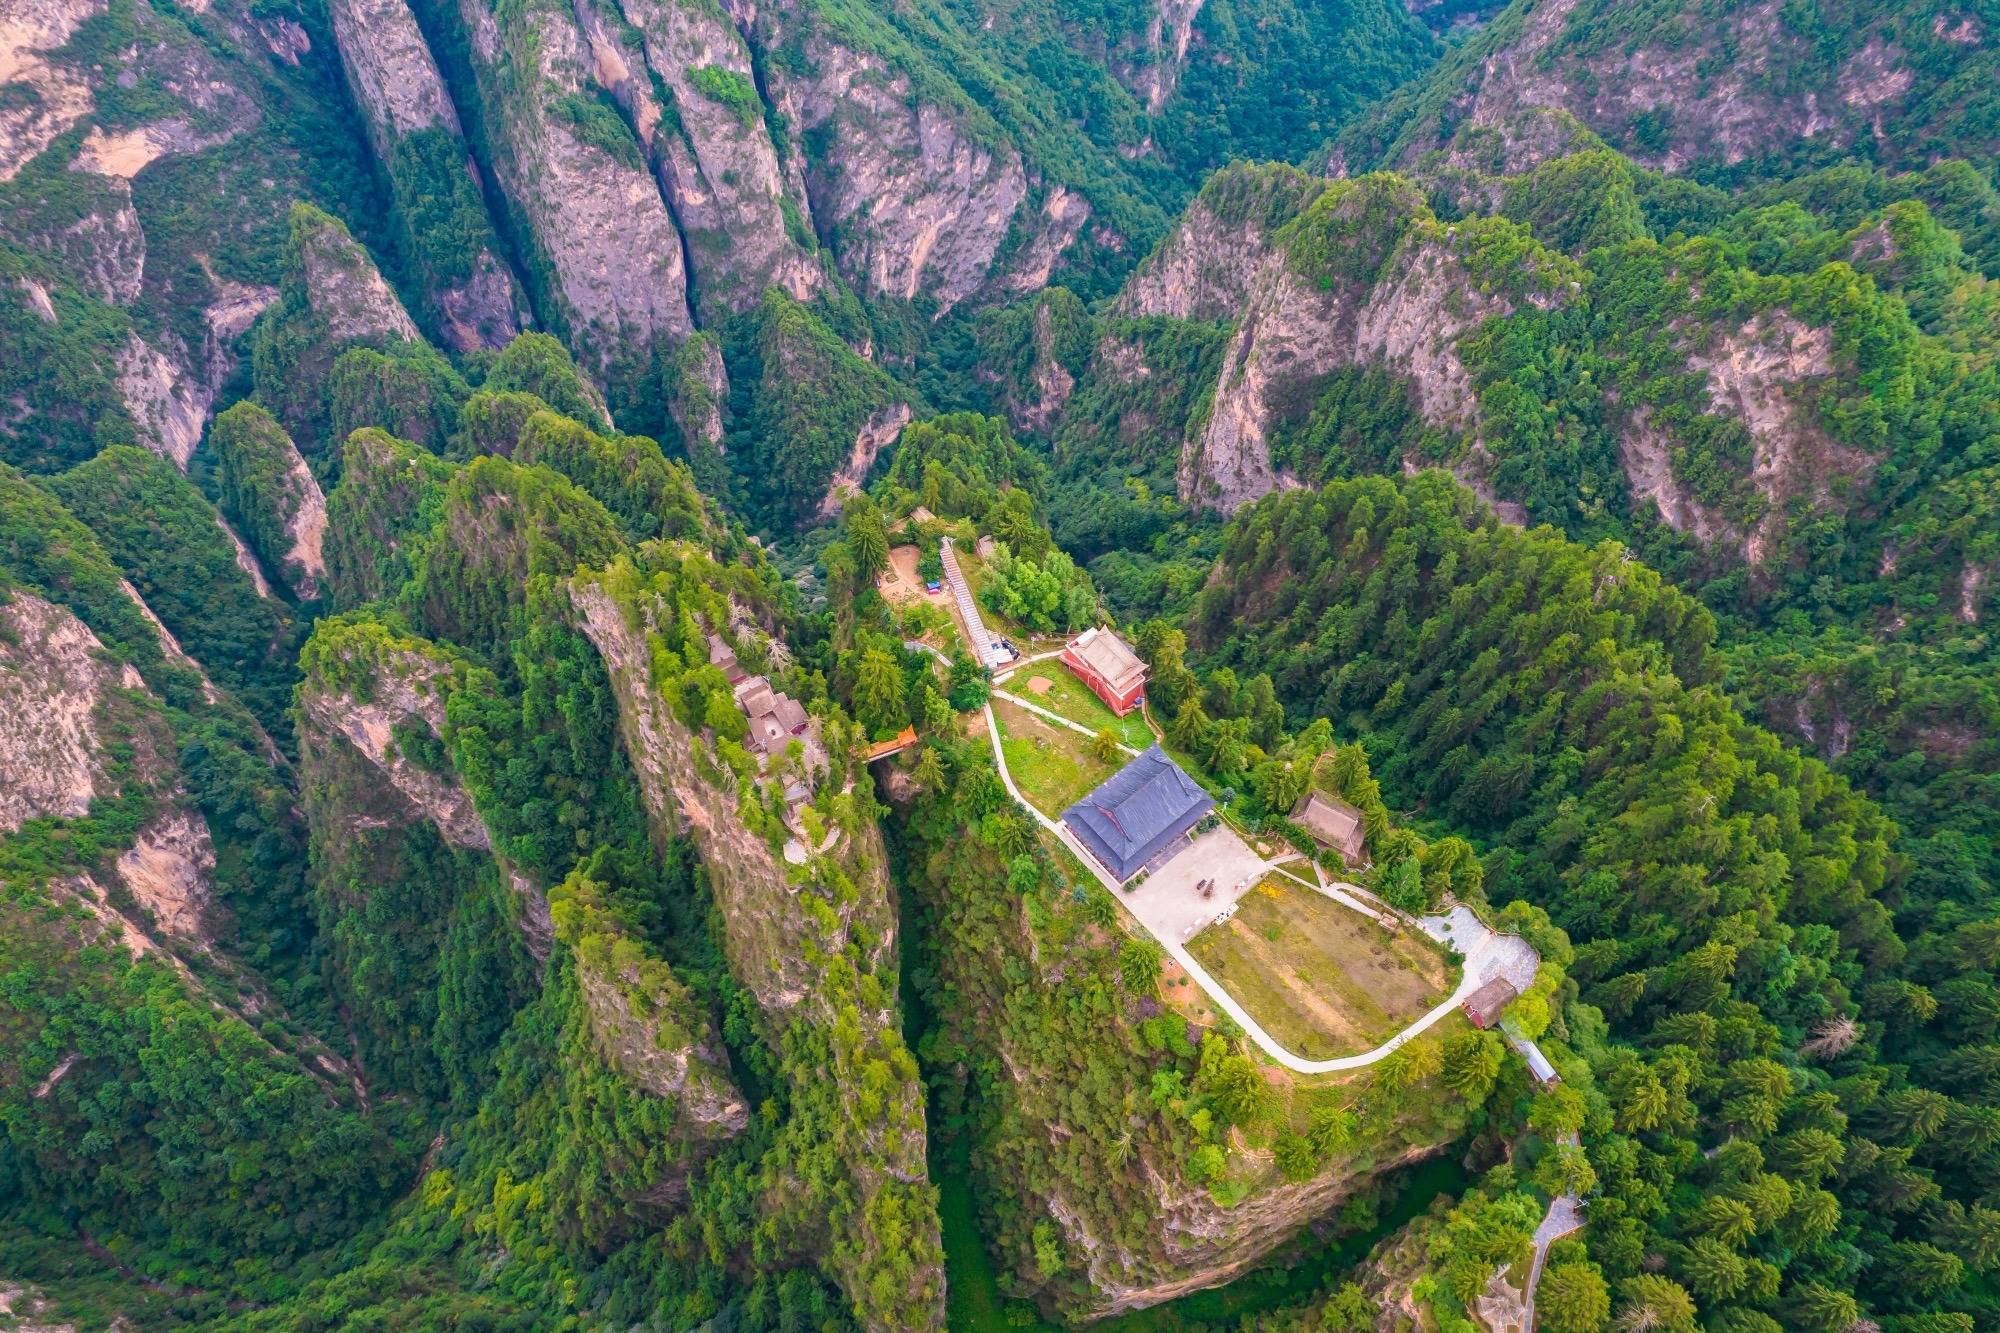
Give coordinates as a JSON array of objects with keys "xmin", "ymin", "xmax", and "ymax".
[
  {"xmin": 571, "ymin": 571, "xmax": 943, "ymax": 1330},
  {"xmin": 457, "ymin": 0, "xmax": 690, "ymax": 384},
  {"xmin": 758, "ymin": 22, "xmax": 1044, "ymax": 314},
  {"xmin": 1434, "ymin": 0, "xmax": 1924, "ymax": 175},
  {"xmin": 51, "ymin": 4, "xmax": 261, "ymax": 182},
  {"xmin": 115, "ymin": 333, "xmax": 210, "ymax": 469},
  {"xmin": 1070, "ymin": 1142, "xmax": 1448, "ymax": 1314},
  {"xmin": 1127, "ymin": 0, "xmax": 1206, "ymax": 115},
  {"xmin": 114, "ymin": 807, "xmax": 216, "ymax": 941},
  {"xmin": 71, "ymin": 118, "xmax": 239, "ymax": 179},
  {"xmin": 112, "ymin": 267, "xmax": 276, "ymax": 472},
  {"xmin": 1020, "ymin": 301, "xmax": 1076, "ymax": 435},
  {"xmin": 816, "ymin": 402, "xmax": 911, "ymax": 518},
  {"xmin": 118, "ymin": 578, "xmax": 226, "ymax": 708},
  {"xmin": 667, "ymin": 331, "xmax": 727, "ymax": 458},
  {"xmin": 0, "ymin": 591, "xmax": 133, "ymax": 832},
  {"xmin": 576, "ymin": 0, "xmax": 821, "ymax": 319},
  {"xmin": 0, "ymin": 0, "xmax": 110, "ymax": 180},
  {"xmin": 273, "ymin": 447, "xmax": 329, "ymax": 600},
  {"xmin": 209, "ymin": 402, "xmax": 330, "ymax": 600},
  {"xmin": 296, "ymin": 634, "xmax": 555, "ymax": 956},
  {"xmin": 0, "ymin": 591, "xmax": 216, "ymax": 943},
  {"xmin": 328, "ymin": 0, "xmax": 463, "ymax": 146},
  {"xmin": 327, "ymin": 0, "xmax": 524, "ymax": 350},
  {"xmin": 988, "ymin": 297, "xmax": 1079, "ymax": 437},
  {"xmin": 1962, "ymin": 564, "xmax": 1989, "ymax": 623},
  {"xmin": 299, "ymin": 655, "xmax": 490, "ymax": 854},
  {"xmin": 40, "ymin": 176, "xmax": 146, "ymax": 305},
  {"xmin": 573, "ymin": 954, "xmax": 748, "ymax": 1132},
  {"xmin": 1166, "ymin": 222, "xmax": 1552, "ymax": 513},
  {"xmin": 295, "ymin": 208, "xmax": 422, "ymax": 346},
  {"xmin": 571, "ymin": 578, "xmax": 852, "ymax": 1013},
  {"xmin": 217, "ymin": 513, "xmax": 277, "ymax": 599},
  {"xmin": 1620, "ymin": 311, "xmax": 1871, "ymax": 564},
  {"xmin": 1118, "ymin": 191, "xmax": 1285, "ymax": 322},
  {"xmin": 1000, "ymin": 185, "xmax": 1093, "ymax": 295}
]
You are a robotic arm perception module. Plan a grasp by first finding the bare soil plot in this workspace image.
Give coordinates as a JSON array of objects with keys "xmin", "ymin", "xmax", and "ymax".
[
  {"xmin": 881, "ymin": 544, "xmax": 932, "ymax": 605},
  {"xmin": 993, "ymin": 697, "xmax": 1119, "ymax": 818},
  {"xmin": 1187, "ymin": 877, "xmax": 1457, "ymax": 1060}
]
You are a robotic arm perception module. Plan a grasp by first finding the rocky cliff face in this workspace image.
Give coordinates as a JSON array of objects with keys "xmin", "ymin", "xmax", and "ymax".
[
  {"xmin": 754, "ymin": 12, "xmax": 1065, "ymax": 315},
  {"xmin": 816, "ymin": 402, "xmax": 912, "ymax": 518},
  {"xmin": 1070, "ymin": 1141, "xmax": 1449, "ymax": 1314},
  {"xmin": 0, "ymin": 0, "xmax": 108, "ymax": 182},
  {"xmin": 571, "ymin": 951, "xmax": 747, "ymax": 1134},
  {"xmin": 294, "ymin": 206, "xmax": 422, "ymax": 348},
  {"xmin": 295, "ymin": 628, "xmax": 553, "ymax": 955},
  {"xmin": 1116, "ymin": 166, "xmax": 1317, "ymax": 321},
  {"xmin": 573, "ymin": 0, "xmax": 821, "ymax": 320},
  {"xmin": 1619, "ymin": 310, "xmax": 1871, "ymax": 565},
  {"xmin": 571, "ymin": 566, "xmax": 944, "ymax": 1330},
  {"xmin": 0, "ymin": 590, "xmax": 144, "ymax": 833},
  {"xmin": 1131, "ymin": 175, "xmax": 1563, "ymax": 514},
  {"xmin": 1125, "ymin": 0, "xmax": 1207, "ymax": 116},
  {"xmin": 666, "ymin": 331, "xmax": 727, "ymax": 462},
  {"xmin": 0, "ymin": 591, "xmax": 215, "ymax": 947},
  {"xmin": 570, "ymin": 576, "xmax": 892, "ymax": 1011},
  {"xmin": 267, "ymin": 440, "xmax": 329, "ymax": 600},
  {"xmin": 208, "ymin": 402, "xmax": 329, "ymax": 600},
  {"xmin": 455, "ymin": 0, "xmax": 690, "ymax": 388},
  {"xmin": 327, "ymin": 0, "xmax": 524, "ymax": 350},
  {"xmin": 1377, "ymin": 0, "xmax": 1969, "ymax": 180}
]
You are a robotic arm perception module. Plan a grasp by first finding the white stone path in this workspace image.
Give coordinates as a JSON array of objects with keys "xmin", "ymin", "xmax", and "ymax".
[{"xmin": 981, "ymin": 701, "xmax": 1540, "ymax": 1075}]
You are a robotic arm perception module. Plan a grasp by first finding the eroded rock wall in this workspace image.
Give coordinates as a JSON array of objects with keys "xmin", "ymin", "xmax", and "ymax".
[
  {"xmin": 328, "ymin": 0, "xmax": 524, "ymax": 349},
  {"xmin": 456, "ymin": 0, "xmax": 691, "ymax": 385}
]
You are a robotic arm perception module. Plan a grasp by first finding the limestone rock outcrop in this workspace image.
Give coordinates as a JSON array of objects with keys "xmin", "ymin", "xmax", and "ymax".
[
  {"xmin": 575, "ymin": 0, "xmax": 821, "ymax": 320},
  {"xmin": 328, "ymin": 0, "xmax": 525, "ymax": 349},
  {"xmin": 453, "ymin": 0, "xmax": 691, "ymax": 386}
]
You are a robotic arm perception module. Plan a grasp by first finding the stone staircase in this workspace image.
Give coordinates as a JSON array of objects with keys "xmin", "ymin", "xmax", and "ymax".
[{"xmin": 940, "ymin": 537, "xmax": 1010, "ymax": 667}]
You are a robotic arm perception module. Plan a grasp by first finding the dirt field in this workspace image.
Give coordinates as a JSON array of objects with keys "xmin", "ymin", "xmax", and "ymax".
[
  {"xmin": 881, "ymin": 544, "xmax": 932, "ymax": 605},
  {"xmin": 1187, "ymin": 877, "xmax": 1457, "ymax": 1060}
]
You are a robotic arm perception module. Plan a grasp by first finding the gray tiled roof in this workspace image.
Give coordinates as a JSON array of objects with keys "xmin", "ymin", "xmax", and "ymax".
[{"xmin": 1062, "ymin": 744, "xmax": 1214, "ymax": 881}]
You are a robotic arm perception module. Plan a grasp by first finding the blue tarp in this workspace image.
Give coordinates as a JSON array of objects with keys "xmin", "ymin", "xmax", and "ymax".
[{"xmin": 1062, "ymin": 744, "xmax": 1215, "ymax": 881}]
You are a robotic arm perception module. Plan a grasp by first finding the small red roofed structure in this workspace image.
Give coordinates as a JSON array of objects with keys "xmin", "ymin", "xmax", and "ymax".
[
  {"xmin": 1462, "ymin": 976, "xmax": 1519, "ymax": 1029},
  {"xmin": 1060, "ymin": 627, "xmax": 1149, "ymax": 716}
]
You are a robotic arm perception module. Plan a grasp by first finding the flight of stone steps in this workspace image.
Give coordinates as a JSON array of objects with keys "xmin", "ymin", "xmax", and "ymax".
[{"xmin": 940, "ymin": 537, "xmax": 1012, "ymax": 668}]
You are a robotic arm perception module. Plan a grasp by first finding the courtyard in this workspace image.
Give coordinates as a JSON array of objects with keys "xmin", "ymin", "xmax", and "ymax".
[{"xmin": 1119, "ymin": 824, "xmax": 1269, "ymax": 945}]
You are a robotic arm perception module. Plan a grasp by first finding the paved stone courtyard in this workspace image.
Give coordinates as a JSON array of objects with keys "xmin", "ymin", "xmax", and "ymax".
[{"xmin": 1121, "ymin": 824, "xmax": 1269, "ymax": 945}]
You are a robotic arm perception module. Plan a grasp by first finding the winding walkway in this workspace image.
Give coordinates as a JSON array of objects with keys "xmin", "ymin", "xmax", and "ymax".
[
  {"xmin": 980, "ymin": 701, "xmax": 1538, "ymax": 1075},
  {"xmin": 990, "ymin": 686, "xmax": 1144, "ymax": 757}
]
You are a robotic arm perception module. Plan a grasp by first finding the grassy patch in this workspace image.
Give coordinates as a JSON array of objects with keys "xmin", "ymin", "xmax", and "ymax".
[
  {"xmin": 1187, "ymin": 878, "xmax": 1456, "ymax": 1061},
  {"xmin": 1002, "ymin": 664, "xmax": 1153, "ymax": 750},
  {"xmin": 994, "ymin": 697, "xmax": 1120, "ymax": 818}
]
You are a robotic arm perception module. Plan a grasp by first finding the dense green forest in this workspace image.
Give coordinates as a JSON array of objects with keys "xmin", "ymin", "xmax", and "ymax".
[{"xmin": 6, "ymin": 0, "xmax": 2000, "ymax": 1326}]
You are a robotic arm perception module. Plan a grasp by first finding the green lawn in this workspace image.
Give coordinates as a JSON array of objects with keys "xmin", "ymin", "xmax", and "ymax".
[
  {"xmin": 995, "ymin": 697, "xmax": 1121, "ymax": 818},
  {"xmin": 1001, "ymin": 664, "xmax": 1155, "ymax": 751},
  {"xmin": 1187, "ymin": 879, "xmax": 1457, "ymax": 1061}
]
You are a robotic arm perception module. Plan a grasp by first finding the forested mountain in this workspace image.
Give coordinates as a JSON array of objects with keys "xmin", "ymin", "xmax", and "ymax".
[{"xmin": 3, "ymin": 0, "xmax": 1999, "ymax": 1329}]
